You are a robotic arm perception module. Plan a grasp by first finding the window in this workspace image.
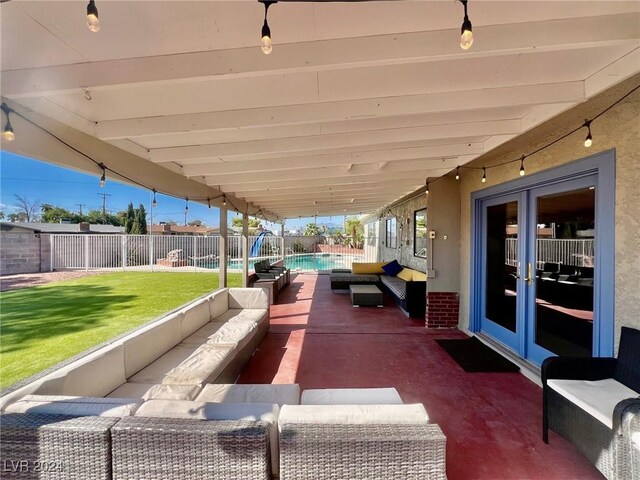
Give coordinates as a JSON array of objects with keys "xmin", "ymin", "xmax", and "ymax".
[
  {"xmin": 414, "ymin": 208, "xmax": 427, "ymax": 258},
  {"xmin": 386, "ymin": 218, "xmax": 397, "ymax": 248}
]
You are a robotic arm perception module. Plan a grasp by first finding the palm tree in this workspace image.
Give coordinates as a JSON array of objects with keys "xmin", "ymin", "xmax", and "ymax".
[{"xmin": 345, "ymin": 218, "xmax": 364, "ymax": 249}]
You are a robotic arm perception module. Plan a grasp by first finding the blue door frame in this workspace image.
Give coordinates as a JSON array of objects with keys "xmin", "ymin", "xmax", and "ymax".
[{"xmin": 470, "ymin": 150, "xmax": 616, "ymax": 362}]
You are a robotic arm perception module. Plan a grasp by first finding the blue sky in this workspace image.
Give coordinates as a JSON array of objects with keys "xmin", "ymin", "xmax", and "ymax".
[{"xmin": 0, "ymin": 151, "xmax": 338, "ymax": 230}]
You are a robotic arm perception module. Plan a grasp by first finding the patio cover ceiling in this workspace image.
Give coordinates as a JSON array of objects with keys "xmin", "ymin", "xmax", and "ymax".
[{"xmin": 1, "ymin": 1, "xmax": 639, "ymax": 221}]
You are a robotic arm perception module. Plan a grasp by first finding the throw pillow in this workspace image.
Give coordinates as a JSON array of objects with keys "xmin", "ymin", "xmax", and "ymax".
[
  {"xmin": 396, "ymin": 268, "xmax": 414, "ymax": 281},
  {"xmin": 382, "ymin": 260, "xmax": 404, "ymax": 277}
]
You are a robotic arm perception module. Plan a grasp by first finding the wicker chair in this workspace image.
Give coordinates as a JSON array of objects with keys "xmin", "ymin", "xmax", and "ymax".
[
  {"xmin": 0, "ymin": 413, "xmax": 118, "ymax": 480},
  {"xmin": 542, "ymin": 326, "xmax": 640, "ymax": 480}
]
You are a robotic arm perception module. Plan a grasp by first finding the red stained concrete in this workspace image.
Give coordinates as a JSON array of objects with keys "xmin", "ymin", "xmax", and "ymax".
[{"xmin": 238, "ymin": 274, "xmax": 604, "ymax": 480}]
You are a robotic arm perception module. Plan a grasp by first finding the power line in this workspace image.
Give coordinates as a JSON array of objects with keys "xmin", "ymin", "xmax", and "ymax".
[
  {"xmin": 97, "ymin": 193, "xmax": 111, "ymax": 224},
  {"xmin": 74, "ymin": 203, "xmax": 86, "ymax": 215}
]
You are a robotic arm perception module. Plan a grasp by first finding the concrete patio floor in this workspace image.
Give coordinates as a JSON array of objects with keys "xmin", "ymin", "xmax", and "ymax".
[{"xmin": 239, "ymin": 273, "xmax": 603, "ymax": 480}]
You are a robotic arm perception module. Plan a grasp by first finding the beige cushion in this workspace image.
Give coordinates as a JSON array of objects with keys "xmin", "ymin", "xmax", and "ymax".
[
  {"xmin": 196, "ymin": 384, "xmax": 300, "ymax": 406},
  {"xmin": 5, "ymin": 395, "xmax": 142, "ymax": 417},
  {"xmin": 209, "ymin": 288, "xmax": 229, "ymax": 319},
  {"xmin": 35, "ymin": 344, "xmax": 127, "ymax": 398},
  {"xmin": 216, "ymin": 308, "xmax": 268, "ymax": 327},
  {"xmin": 128, "ymin": 344, "xmax": 235, "ymax": 385},
  {"xmin": 204, "ymin": 321, "xmax": 257, "ymax": 348},
  {"xmin": 228, "ymin": 288, "xmax": 269, "ymax": 309},
  {"xmin": 547, "ymin": 378, "xmax": 639, "ymax": 429},
  {"xmin": 107, "ymin": 383, "xmax": 202, "ymax": 400},
  {"xmin": 180, "ymin": 297, "xmax": 211, "ymax": 339},
  {"xmin": 279, "ymin": 404, "xmax": 429, "ymax": 427},
  {"xmin": 123, "ymin": 312, "xmax": 182, "ymax": 378},
  {"xmin": 396, "ymin": 268, "xmax": 414, "ymax": 282},
  {"xmin": 301, "ymin": 388, "xmax": 403, "ymax": 405},
  {"xmin": 135, "ymin": 399, "xmax": 280, "ymax": 475},
  {"xmin": 1, "ymin": 345, "xmax": 127, "ymax": 410},
  {"xmin": 181, "ymin": 321, "xmax": 227, "ymax": 345}
]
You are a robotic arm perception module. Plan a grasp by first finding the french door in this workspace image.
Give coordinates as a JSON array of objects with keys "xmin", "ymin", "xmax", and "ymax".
[{"xmin": 478, "ymin": 175, "xmax": 601, "ymax": 364}]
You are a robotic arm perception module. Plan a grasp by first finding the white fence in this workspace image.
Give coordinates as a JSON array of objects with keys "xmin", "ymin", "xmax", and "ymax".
[
  {"xmin": 505, "ymin": 238, "xmax": 595, "ymax": 267},
  {"xmin": 49, "ymin": 234, "xmax": 378, "ymax": 272}
]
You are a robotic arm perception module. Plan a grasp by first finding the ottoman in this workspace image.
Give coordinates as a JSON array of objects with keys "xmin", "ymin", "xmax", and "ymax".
[{"xmin": 350, "ymin": 284, "xmax": 383, "ymax": 307}]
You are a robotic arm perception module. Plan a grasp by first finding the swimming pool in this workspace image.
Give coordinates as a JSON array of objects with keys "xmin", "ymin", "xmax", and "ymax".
[{"xmin": 204, "ymin": 254, "xmax": 363, "ymax": 272}]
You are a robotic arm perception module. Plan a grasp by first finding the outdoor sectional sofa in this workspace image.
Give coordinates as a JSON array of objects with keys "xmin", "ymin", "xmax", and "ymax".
[{"xmin": 330, "ymin": 262, "xmax": 427, "ymax": 318}]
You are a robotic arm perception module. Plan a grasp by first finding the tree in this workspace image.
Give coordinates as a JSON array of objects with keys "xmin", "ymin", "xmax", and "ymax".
[
  {"xmin": 7, "ymin": 212, "xmax": 28, "ymax": 222},
  {"xmin": 303, "ymin": 222, "xmax": 322, "ymax": 236},
  {"xmin": 85, "ymin": 209, "xmax": 123, "ymax": 227},
  {"xmin": 41, "ymin": 204, "xmax": 83, "ymax": 224},
  {"xmin": 231, "ymin": 217, "xmax": 263, "ymax": 234},
  {"xmin": 345, "ymin": 218, "xmax": 364, "ymax": 249},
  {"xmin": 136, "ymin": 204, "xmax": 148, "ymax": 234},
  {"xmin": 124, "ymin": 203, "xmax": 136, "ymax": 233},
  {"xmin": 0, "ymin": 211, "xmax": 4, "ymax": 220},
  {"xmin": 188, "ymin": 220, "xmax": 203, "ymax": 227},
  {"xmin": 13, "ymin": 195, "xmax": 40, "ymax": 222}
]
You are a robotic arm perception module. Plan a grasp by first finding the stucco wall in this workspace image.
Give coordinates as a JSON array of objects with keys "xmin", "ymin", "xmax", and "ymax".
[
  {"xmin": 377, "ymin": 194, "xmax": 427, "ymax": 271},
  {"xmin": 457, "ymin": 76, "xmax": 640, "ymax": 349}
]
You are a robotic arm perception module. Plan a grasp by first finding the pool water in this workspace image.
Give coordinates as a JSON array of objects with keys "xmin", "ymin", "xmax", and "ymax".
[{"xmin": 203, "ymin": 254, "xmax": 363, "ymax": 272}]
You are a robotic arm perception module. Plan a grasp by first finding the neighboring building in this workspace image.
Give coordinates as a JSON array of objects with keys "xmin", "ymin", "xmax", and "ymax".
[{"xmin": 151, "ymin": 224, "xmax": 219, "ymax": 236}]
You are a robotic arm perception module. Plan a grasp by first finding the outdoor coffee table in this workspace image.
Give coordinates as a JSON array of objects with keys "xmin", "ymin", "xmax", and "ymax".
[{"xmin": 350, "ymin": 284, "xmax": 383, "ymax": 308}]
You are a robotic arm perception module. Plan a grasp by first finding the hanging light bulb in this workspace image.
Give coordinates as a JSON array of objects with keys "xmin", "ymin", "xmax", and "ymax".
[
  {"xmin": 207, "ymin": 198, "xmax": 212, "ymax": 209},
  {"xmin": 481, "ymin": 167, "xmax": 487, "ymax": 183},
  {"xmin": 260, "ymin": 2, "xmax": 273, "ymax": 55},
  {"xmin": 99, "ymin": 165, "xmax": 106, "ymax": 187},
  {"xmin": 459, "ymin": 0, "xmax": 473, "ymax": 50},
  {"xmin": 583, "ymin": 120, "xmax": 593, "ymax": 148},
  {"xmin": 223, "ymin": 195, "xmax": 227, "ymax": 207},
  {"xmin": 152, "ymin": 189, "xmax": 157, "ymax": 208},
  {"xmin": 185, "ymin": 197, "xmax": 189, "ymax": 213},
  {"xmin": 425, "ymin": 181, "xmax": 430, "ymax": 194},
  {"xmin": 519, "ymin": 156, "xmax": 526, "ymax": 176},
  {"xmin": 86, "ymin": 0, "xmax": 100, "ymax": 32},
  {"xmin": 455, "ymin": 166, "xmax": 460, "ymax": 181},
  {"xmin": 1, "ymin": 103, "xmax": 14, "ymax": 142}
]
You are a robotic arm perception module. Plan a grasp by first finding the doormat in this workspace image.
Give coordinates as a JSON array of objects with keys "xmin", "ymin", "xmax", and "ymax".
[{"xmin": 435, "ymin": 336, "xmax": 520, "ymax": 373}]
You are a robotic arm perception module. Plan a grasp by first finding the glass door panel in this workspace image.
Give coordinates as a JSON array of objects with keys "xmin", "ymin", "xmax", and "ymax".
[
  {"xmin": 526, "ymin": 178, "xmax": 597, "ymax": 364},
  {"xmin": 480, "ymin": 194, "xmax": 524, "ymax": 351}
]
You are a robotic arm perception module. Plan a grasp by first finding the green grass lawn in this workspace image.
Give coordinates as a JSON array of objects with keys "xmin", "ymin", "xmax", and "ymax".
[{"xmin": 0, "ymin": 272, "xmax": 242, "ymax": 389}]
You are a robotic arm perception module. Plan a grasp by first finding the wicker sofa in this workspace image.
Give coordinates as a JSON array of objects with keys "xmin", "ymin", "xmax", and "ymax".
[
  {"xmin": 542, "ymin": 326, "xmax": 640, "ymax": 480},
  {"xmin": 330, "ymin": 262, "xmax": 427, "ymax": 318}
]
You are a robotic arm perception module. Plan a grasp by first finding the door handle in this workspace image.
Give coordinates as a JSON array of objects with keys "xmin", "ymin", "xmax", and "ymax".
[{"xmin": 524, "ymin": 263, "xmax": 534, "ymax": 285}]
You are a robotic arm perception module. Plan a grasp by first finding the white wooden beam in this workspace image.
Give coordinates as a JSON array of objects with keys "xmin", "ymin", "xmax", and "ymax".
[
  {"xmin": 3, "ymin": 14, "xmax": 636, "ymax": 99},
  {"xmin": 149, "ymin": 120, "xmax": 520, "ymax": 162},
  {"xmin": 585, "ymin": 47, "xmax": 640, "ymax": 97},
  {"xmin": 95, "ymin": 82, "xmax": 584, "ymax": 140}
]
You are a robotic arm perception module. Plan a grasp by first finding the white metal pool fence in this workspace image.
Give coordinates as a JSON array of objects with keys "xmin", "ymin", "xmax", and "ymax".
[
  {"xmin": 49, "ymin": 234, "xmax": 380, "ymax": 272},
  {"xmin": 505, "ymin": 238, "xmax": 595, "ymax": 267}
]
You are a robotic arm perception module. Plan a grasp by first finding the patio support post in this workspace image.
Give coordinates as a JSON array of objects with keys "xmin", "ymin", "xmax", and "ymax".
[
  {"xmin": 242, "ymin": 213, "xmax": 249, "ymax": 287},
  {"xmin": 280, "ymin": 222, "xmax": 285, "ymax": 261},
  {"xmin": 219, "ymin": 206, "xmax": 228, "ymax": 288}
]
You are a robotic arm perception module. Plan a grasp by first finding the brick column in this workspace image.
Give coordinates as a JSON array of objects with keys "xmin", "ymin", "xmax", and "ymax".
[{"xmin": 425, "ymin": 292, "xmax": 459, "ymax": 329}]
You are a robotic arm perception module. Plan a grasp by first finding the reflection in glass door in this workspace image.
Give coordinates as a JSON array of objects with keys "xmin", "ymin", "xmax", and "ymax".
[{"xmin": 526, "ymin": 181, "xmax": 596, "ymax": 365}]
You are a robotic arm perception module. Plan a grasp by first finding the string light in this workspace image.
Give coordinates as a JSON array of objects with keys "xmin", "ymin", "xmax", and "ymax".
[
  {"xmin": 185, "ymin": 197, "xmax": 189, "ymax": 213},
  {"xmin": 1, "ymin": 103, "xmax": 14, "ymax": 142},
  {"xmin": 459, "ymin": 0, "xmax": 473, "ymax": 50},
  {"xmin": 207, "ymin": 198, "xmax": 211, "ymax": 209},
  {"xmin": 583, "ymin": 120, "xmax": 593, "ymax": 147},
  {"xmin": 99, "ymin": 164, "xmax": 106, "ymax": 187},
  {"xmin": 425, "ymin": 181, "xmax": 430, "ymax": 194},
  {"xmin": 455, "ymin": 166, "xmax": 460, "ymax": 180},
  {"xmin": 519, "ymin": 156, "xmax": 526, "ymax": 176},
  {"xmin": 152, "ymin": 189, "xmax": 157, "ymax": 208},
  {"xmin": 86, "ymin": 0, "xmax": 100, "ymax": 33},
  {"xmin": 260, "ymin": 1, "xmax": 274, "ymax": 55},
  {"xmin": 481, "ymin": 167, "xmax": 487, "ymax": 183},
  {"xmin": 223, "ymin": 195, "xmax": 227, "ymax": 207}
]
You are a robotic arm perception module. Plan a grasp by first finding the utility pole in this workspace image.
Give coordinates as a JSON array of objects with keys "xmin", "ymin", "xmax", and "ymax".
[
  {"xmin": 75, "ymin": 203, "xmax": 86, "ymax": 215},
  {"xmin": 97, "ymin": 193, "xmax": 111, "ymax": 224}
]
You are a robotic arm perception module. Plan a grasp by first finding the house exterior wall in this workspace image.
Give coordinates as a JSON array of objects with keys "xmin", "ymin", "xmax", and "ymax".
[
  {"xmin": 377, "ymin": 194, "xmax": 427, "ymax": 272},
  {"xmin": 457, "ymin": 77, "xmax": 640, "ymax": 350}
]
